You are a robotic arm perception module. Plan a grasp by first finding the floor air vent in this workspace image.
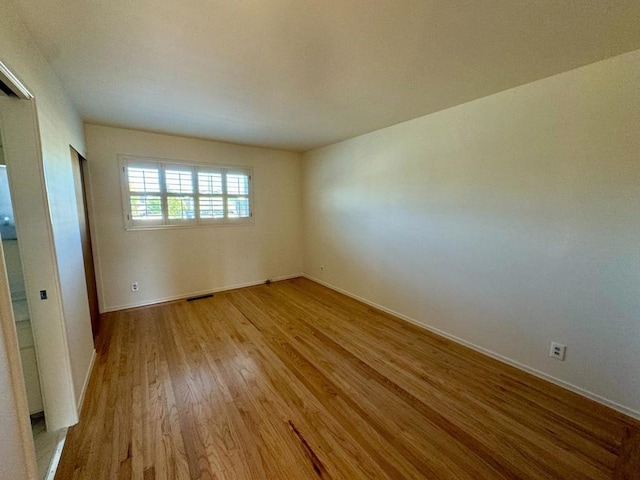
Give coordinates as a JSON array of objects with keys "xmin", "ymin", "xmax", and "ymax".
[{"xmin": 186, "ymin": 294, "xmax": 214, "ymax": 302}]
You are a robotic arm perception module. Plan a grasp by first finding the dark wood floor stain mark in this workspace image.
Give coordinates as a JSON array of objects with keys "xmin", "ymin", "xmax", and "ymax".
[{"xmin": 288, "ymin": 420, "xmax": 330, "ymax": 478}]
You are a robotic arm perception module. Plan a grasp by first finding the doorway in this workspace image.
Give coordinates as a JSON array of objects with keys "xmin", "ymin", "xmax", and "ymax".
[
  {"xmin": 0, "ymin": 118, "xmax": 65, "ymax": 479},
  {"xmin": 70, "ymin": 148, "xmax": 99, "ymax": 339},
  {"xmin": 0, "ymin": 159, "xmax": 43, "ymax": 414},
  {"xmin": 0, "ymin": 81, "xmax": 80, "ymax": 479}
]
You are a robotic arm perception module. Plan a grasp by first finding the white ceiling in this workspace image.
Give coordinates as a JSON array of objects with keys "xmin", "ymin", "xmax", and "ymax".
[{"xmin": 14, "ymin": 0, "xmax": 640, "ymax": 152}]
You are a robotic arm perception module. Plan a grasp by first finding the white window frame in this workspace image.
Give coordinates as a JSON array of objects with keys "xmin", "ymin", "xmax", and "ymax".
[{"xmin": 120, "ymin": 155, "xmax": 254, "ymax": 230}]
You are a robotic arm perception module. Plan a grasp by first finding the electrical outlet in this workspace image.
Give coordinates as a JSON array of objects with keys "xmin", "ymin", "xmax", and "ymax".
[
  {"xmin": 131, "ymin": 282, "xmax": 139, "ymax": 292},
  {"xmin": 549, "ymin": 342, "xmax": 566, "ymax": 361}
]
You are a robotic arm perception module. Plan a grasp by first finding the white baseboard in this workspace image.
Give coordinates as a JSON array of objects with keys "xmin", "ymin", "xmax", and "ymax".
[
  {"xmin": 303, "ymin": 274, "xmax": 640, "ymax": 421},
  {"xmin": 77, "ymin": 349, "xmax": 96, "ymax": 415},
  {"xmin": 103, "ymin": 273, "xmax": 303, "ymax": 313},
  {"xmin": 44, "ymin": 433, "xmax": 67, "ymax": 480}
]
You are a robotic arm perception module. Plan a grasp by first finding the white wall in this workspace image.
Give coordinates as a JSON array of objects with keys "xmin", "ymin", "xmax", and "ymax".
[
  {"xmin": 86, "ymin": 125, "xmax": 303, "ymax": 311},
  {"xmin": 303, "ymin": 49, "xmax": 640, "ymax": 417},
  {"xmin": 1, "ymin": 0, "xmax": 95, "ymax": 433}
]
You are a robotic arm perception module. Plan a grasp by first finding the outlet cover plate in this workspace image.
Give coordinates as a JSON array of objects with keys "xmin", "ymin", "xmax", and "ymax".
[{"xmin": 549, "ymin": 341, "xmax": 566, "ymax": 361}]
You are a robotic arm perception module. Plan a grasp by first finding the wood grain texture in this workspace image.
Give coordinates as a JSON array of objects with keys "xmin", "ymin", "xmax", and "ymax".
[{"xmin": 56, "ymin": 278, "xmax": 640, "ymax": 479}]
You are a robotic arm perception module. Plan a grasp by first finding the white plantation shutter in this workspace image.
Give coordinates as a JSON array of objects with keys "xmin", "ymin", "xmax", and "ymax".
[
  {"xmin": 121, "ymin": 157, "xmax": 252, "ymax": 229},
  {"xmin": 165, "ymin": 165, "xmax": 196, "ymax": 224},
  {"xmin": 198, "ymin": 169, "xmax": 224, "ymax": 220},
  {"xmin": 125, "ymin": 162, "xmax": 164, "ymax": 227},
  {"xmin": 225, "ymin": 170, "xmax": 251, "ymax": 220}
]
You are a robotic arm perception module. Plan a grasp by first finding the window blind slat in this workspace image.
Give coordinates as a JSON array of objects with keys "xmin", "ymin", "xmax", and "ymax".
[
  {"xmin": 128, "ymin": 167, "xmax": 161, "ymax": 193},
  {"xmin": 165, "ymin": 169, "xmax": 194, "ymax": 194}
]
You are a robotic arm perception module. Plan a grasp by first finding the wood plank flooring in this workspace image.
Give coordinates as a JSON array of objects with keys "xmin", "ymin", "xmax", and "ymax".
[{"xmin": 55, "ymin": 278, "xmax": 640, "ymax": 479}]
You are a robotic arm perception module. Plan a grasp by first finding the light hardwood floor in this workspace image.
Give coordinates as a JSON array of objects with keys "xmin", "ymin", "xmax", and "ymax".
[{"xmin": 56, "ymin": 278, "xmax": 639, "ymax": 479}]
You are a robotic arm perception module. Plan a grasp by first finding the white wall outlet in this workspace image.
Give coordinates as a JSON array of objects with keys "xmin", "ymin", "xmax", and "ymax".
[
  {"xmin": 131, "ymin": 282, "xmax": 139, "ymax": 292},
  {"xmin": 549, "ymin": 341, "xmax": 566, "ymax": 361}
]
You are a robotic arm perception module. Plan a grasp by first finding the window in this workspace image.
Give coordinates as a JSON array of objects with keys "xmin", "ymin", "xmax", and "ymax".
[{"xmin": 121, "ymin": 156, "xmax": 253, "ymax": 229}]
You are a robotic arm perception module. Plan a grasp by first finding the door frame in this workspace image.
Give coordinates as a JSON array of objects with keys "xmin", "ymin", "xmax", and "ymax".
[
  {"xmin": 70, "ymin": 147, "xmax": 100, "ymax": 338},
  {"xmin": 0, "ymin": 76, "xmax": 78, "ymax": 435}
]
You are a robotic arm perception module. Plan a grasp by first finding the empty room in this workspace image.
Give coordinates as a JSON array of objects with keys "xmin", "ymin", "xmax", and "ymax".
[{"xmin": 0, "ymin": 1, "xmax": 639, "ymax": 479}]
